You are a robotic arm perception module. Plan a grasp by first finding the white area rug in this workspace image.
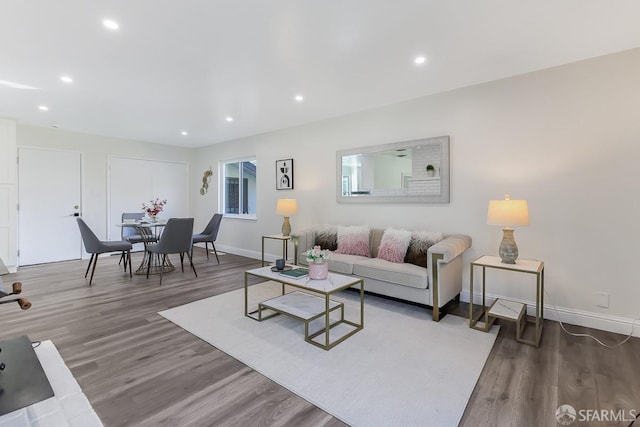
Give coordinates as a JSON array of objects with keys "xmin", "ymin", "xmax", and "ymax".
[
  {"xmin": 0, "ymin": 341, "xmax": 103, "ymax": 427},
  {"xmin": 159, "ymin": 283, "xmax": 498, "ymax": 427}
]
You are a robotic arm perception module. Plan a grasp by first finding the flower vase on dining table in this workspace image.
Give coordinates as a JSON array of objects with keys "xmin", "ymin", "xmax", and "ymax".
[
  {"xmin": 142, "ymin": 198, "xmax": 167, "ymax": 224},
  {"xmin": 308, "ymin": 261, "xmax": 329, "ymax": 280}
]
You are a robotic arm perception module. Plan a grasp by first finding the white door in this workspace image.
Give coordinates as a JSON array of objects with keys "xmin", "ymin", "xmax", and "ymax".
[
  {"xmin": 108, "ymin": 156, "xmax": 189, "ymax": 241},
  {"xmin": 18, "ymin": 148, "xmax": 82, "ymax": 265}
]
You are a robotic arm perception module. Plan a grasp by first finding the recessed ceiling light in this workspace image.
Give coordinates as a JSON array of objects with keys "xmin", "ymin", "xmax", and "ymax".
[
  {"xmin": 60, "ymin": 76, "xmax": 73, "ymax": 83},
  {"xmin": 414, "ymin": 55, "xmax": 427, "ymax": 65},
  {"xmin": 38, "ymin": 105, "xmax": 49, "ymax": 111},
  {"xmin": 103, "ymin": 19, "xmax": 119, "ymax": 30},
  {"xmin": 226, "ymin": 116, "xmax": 234, "ymax": 122},
  {"xmin": 181, "ymin": 131, "xmax": 188, "ymax": 136},
  {"xmin": 294, "ymin": 94, "xmax": 304, "ymax": 102}
]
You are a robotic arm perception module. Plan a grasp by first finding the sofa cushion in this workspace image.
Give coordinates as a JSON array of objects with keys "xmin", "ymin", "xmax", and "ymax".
[
  {"xmin": 327, "ymin": 252, "xmax": 370, "ymax": 275},
  {"xmin": 376, "ymin": 228, "xmax": 412, "ymax": 263},
  {"xmin": 314, "ymin": 224, "xmax": 338, "ymax": 251},
  {"xmin": 335, "ymin": 225, "xmax": 371, "ymax": 257},
  {"xmin": 353, "ymin": 258, "xmax": 428, "ymax": 289},
  {"xmin": 404, "ymin": 231, "xmax": 443, "ymax": 268}
]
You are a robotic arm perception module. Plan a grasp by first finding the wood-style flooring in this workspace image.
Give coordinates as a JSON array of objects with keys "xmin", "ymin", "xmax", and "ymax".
[{"xmin": 1, "ymin": 250, "xmax": 639, "ymax": 426}]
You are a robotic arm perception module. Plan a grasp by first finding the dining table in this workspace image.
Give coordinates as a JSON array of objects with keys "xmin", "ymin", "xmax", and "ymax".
[{"xmin": 118, "ymin": 220, "xmax": 175, "ymax": 275}]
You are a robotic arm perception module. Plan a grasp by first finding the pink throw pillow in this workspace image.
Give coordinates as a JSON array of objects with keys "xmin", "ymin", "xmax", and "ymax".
[
  {"xmin": 377, "ymin": 228, "xmax": 412, "ymax": 263},
  {"xmin": 335, "ymin": 225, "xmax": 371, "ymax": 257}
]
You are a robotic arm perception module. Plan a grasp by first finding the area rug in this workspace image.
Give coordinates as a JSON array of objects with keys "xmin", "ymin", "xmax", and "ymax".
[
  {"xmin": 159, "ymin": 283, "xmax": 498, "ymax": 427},
  {"xmin": 0, "ymin": 340, "xmax": 103, "ymax": 426}
]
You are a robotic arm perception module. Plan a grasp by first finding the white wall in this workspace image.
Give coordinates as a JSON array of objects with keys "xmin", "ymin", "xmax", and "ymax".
[
  {"xmin": 0, "ymin": 119, "xmax": 17, "ymax": 272},
  {"xmin": 16, "ymin": 126, "xmax": 193, "ymax": 239},
  {"xmin": 192, "ymin": 48, "xmax": 640, "ymax": 332}
]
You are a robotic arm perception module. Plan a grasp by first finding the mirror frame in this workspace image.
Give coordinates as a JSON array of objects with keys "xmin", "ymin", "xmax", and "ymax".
[{"xmin": 336, "ymin": 135, "xmax": 450, "ymax": 204}]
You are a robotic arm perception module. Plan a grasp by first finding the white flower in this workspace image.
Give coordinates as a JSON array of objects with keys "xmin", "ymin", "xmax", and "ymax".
[{"xmin": 305, "ymin": 245, "xmax": 331, "ymax": 262}]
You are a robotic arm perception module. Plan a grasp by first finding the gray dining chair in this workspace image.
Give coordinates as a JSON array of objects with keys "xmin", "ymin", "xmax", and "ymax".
[
  {"xmin": 192, "ymin": 213, "xmax": 223, "ymax": 263},
  {"xmin": 121, "ymin": 212, "xmax": 157, "ymax": 244},
  {"xmin": 77, "ymin": 218, "xmax": 132, "ymax": 286},
  {"xmin": 120, "ymin": 212, "xmax": 140, "ymax": 265},
  {"xmin": 119, "ymin": 212, "xmax": 157, "ymax": 266},
  {"xmin": 145, "ymin": 218, "xmax": 197, "ymax": 285}
]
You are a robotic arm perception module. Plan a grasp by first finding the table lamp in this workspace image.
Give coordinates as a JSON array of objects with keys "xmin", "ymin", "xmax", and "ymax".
[
  {"xmin": 276, "ymin": 198, "xmax": 298, "ymax": 236},
  {"xmin": 487, "ymin": 194, "xmax": 529, "ymax": 264}
]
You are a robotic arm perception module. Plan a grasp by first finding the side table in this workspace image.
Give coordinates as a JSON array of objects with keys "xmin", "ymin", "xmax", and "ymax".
[
  {"xmin": 469, "ymin": 255, "xmax": 544, "ymax": 347},
  {"xmin": 261, "ymin": 234, "xmax": 299, "ymax": 266}
]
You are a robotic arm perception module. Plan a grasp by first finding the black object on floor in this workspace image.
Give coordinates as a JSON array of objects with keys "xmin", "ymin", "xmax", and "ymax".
[{"xmin": 0, "ymin": 335, "xmax": 54, "ymax": 416}]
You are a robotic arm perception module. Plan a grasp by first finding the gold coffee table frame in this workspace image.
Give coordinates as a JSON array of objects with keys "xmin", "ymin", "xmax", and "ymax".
[{"xmin": 244, "ymin": 266, "xmax": 364, "ymax": 351}]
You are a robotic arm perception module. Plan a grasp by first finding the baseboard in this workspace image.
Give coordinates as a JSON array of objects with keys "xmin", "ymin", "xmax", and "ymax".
[
  {"xmin": 216, "ymin": 244, "xmax": 295, "ymax": 264},
  {"xmin": 461, "ymin": 291, "xmax": 640, "ymax": 338}
]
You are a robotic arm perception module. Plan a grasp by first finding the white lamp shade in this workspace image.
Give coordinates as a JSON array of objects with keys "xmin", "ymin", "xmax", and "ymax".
[
  {"xmin": 487, "ymin": 194, "xmax": 529, "ymax": 227},
  {"xmin": 276, "ymin": 198, "xmax": 298, "ymax": 216}
]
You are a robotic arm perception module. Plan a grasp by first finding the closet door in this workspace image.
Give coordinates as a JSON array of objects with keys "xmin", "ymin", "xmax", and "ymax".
[{"xmin": 108, "ymin": 156, "xmax": 188, "ymax": 242}]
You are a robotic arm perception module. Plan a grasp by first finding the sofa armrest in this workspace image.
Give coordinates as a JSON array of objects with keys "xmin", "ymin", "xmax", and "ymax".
[
  {"xmin": 427, "ymin": 234, "xmax": 472, "ymax": 266},
  {"xmin": 427, "ymin": 234, "xmax": 472, "ymax": 321},
  {"xmin": 291, "ymin": 228, "xmax": 315, "ymax": 264}
]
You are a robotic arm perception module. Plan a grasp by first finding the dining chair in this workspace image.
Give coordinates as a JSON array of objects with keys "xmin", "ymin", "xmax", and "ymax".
[
  {"xmin": 121, "ymin": 212, "xmax": 158, "ymax": 244},
  {"xmin": 120, "ymin": 212, "xmax": 141, "ymax": 265},
  {"xmin": 145, "ymin": 218, "xmax": 197, "ymax": 285},
  {"xmin": 119, "ymin": 212, "xmax": 157, "ymax": 266},
  {"xmin": 76, "ymin": 218, "xmax": 132, "ymax": 286},
  {"xmin": 192, "ymin": 213, "xmax": 223, "ymax": 263}
]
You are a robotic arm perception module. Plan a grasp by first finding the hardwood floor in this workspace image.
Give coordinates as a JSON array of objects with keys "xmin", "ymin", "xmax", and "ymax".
[{"xmin": 2, "ymin": 251, "xmax": 639, "ymax": 426}]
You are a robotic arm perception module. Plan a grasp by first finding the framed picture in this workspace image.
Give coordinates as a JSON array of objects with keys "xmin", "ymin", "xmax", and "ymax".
[{"xmin": 276, "ymin": 159, "xmax": 294, "ymax": 190}]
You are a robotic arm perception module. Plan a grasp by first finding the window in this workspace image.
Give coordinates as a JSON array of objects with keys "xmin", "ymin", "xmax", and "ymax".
[{"xmin": 220, "ymin": 158, "xmax": 257, "ymax": 218}]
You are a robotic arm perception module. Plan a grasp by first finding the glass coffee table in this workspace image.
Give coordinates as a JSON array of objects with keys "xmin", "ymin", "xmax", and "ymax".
[{"xmin": 244, "ymin": 265, "xmax": 365, "ymax": 350}]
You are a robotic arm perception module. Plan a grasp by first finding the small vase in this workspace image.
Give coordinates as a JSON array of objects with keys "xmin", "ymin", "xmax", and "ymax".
[
  {"xmin": 308, "ymin": 261, "xmax": 329, "ymax": 280},
  {"xmin": 148, "ymin": 215, "xmax": 158, "ymax": 223}
]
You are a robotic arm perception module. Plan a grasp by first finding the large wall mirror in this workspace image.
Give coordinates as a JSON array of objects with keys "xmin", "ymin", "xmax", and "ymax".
[{"xmin": 336, "ymin": 135, "xmax": 450, "ymax": 203}]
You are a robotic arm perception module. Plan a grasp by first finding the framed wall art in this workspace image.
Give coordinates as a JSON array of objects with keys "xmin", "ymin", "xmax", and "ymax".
[{"xmin": 276, "ymin": 159, "xmax": 294, "ymax": 190}]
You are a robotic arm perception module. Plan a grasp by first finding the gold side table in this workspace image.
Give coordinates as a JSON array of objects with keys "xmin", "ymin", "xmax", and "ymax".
[
  {"xmin": 469, "ymin": 255, "xmax": 545, "ymax": 347},
  {"xmin": 261, "ymin": 234, "xmax": 299, "ymax": 266}
]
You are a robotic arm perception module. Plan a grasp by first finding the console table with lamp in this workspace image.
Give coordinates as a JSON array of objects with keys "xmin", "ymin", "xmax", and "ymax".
[
  {"xmin": 469, "ymin": 194, "xmax": 545, "ymax": 347},
  {"xmin": 262, "ymin": 198, "xmax": 299, "ymax": 266}
]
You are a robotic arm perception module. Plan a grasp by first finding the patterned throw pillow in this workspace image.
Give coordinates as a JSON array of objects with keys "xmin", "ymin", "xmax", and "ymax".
[
  {"xmin": 404, "ymin": 231, "xmax": 443, "ymax": 268},
  {"xmin": 314, "ymin": 225, "xmax": 338, "ymax": 251},
  {"xmin": 335, "ymin": 225, "xmax": 371, "ymax": 257},
  {"xmin": 376, "ymin": 228, "xmax": 412, "ymax": 263}
]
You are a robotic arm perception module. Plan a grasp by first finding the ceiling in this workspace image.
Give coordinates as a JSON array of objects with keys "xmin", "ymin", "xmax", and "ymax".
[{"xmin": 2, "ymin": 1, "xmax": 640, "ymax": 148}]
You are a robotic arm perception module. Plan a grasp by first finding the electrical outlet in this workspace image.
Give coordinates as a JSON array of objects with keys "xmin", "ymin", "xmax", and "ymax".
[{"xmin": 596, "ymin": 292, "xmax": 610, "ymax": 308}]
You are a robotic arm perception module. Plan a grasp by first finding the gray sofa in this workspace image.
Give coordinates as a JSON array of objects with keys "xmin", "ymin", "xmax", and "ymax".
[{"xmin": 293, "ymin": 227, "xmax": 472, "ymax": 321}]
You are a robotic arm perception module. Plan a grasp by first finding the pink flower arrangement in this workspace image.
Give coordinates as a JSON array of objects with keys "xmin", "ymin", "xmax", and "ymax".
[{"xmin": 142, "ymin": 198, "xmax": 167, "ymax": 217}]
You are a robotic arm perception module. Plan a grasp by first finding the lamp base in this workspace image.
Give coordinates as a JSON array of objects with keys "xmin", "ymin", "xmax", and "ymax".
[
  {"xmin": 281, "ymin": 216, "xmax": 291, "ymax": 236},
  {"xmin": 498, "ymin": 228, "xmax": 518, "ymax": 264}
]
